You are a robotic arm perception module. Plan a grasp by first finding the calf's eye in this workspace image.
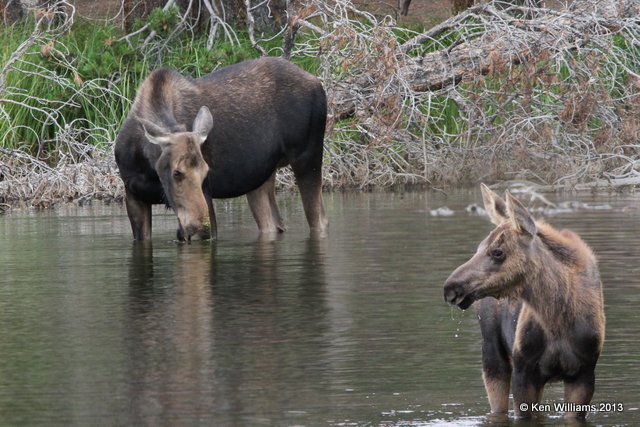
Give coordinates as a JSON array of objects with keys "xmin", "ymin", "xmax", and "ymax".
[
  {"xmin": 491, "ymin": 249, "xmax": 505, "ymax": 261},
  {"xmin": 172, "ymin": 170, "xmax": 183, "ymax": 179}
]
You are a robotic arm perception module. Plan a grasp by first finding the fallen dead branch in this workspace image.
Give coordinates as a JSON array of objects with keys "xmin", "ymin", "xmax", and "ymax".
[
  {"xmin": 2, "ymin": 0, "xmax": 640, "ymax": 211},
  {"xmin": 0, "ymin": 146, "xmax": 122, "ymax": 208},
  {"xmin": 282, "ymin": 0, "xmax": 640, "ymax": 189}
]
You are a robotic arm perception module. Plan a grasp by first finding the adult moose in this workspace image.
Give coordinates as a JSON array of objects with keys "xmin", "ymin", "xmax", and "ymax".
[
  {"xmin": 115, "ymin": 57, "xmax": 328, "ymax": 241},
  {"xmin": 443, "ymin": 184, "xmax": 605, "ymax": 419}
]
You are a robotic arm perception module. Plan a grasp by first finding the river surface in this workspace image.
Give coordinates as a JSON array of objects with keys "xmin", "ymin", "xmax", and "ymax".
[{"xmin": 0, "ymin": 190, "xmax": 639, "ymax": 426}]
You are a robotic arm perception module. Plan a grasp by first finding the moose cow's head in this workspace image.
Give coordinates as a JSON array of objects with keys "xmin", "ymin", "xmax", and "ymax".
[{"xmin": 142, "ymin": 106, "xmax": 214, "ymax": 241}]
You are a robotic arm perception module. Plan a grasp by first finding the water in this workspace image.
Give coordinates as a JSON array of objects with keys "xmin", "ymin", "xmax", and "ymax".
[{"xmin": 0, "ymin": 190, "xmax": 638, "ymax": 426}]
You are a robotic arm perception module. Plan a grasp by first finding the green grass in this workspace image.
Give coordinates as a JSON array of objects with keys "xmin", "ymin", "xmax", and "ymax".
[
  {"xmin": 0, "ymin": 14, "xmax": 321, "ymax": 156},
  {"xmin": 2, "ymin": 6, "xmax": 638, "ymax": 172}
]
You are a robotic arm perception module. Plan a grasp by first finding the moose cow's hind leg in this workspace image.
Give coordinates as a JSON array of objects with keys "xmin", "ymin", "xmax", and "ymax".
[
  {"xmin": 246, "ymin": 171, "xmax": 285, "ymax": 234},
  {"xmin": 290, "ymin": 90, "xmax": 328, "ymax": 235},
  {"xmin": 292, "ymin": 163, "xmax": 328, "ymax": 234}
]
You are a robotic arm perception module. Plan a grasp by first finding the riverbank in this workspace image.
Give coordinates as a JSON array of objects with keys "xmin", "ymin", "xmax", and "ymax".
[{"xmin": 1, "ymin": 0, "xmax": 638, "ymax": 209}]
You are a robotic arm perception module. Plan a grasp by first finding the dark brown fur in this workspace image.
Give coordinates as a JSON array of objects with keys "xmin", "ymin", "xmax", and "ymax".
[
  {"xmin": 115, "ymin": 57, "xmax": 328, "ymax": 241},
  {"xmin": 443, "ymin": 184, "xmax": 605, "ymax": 419}
]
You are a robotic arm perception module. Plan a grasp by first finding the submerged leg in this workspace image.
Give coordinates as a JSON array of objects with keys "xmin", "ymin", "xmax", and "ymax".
[
  {"xmin": 266, "ymin": 173, "xmax": 284, "ymax": 232},
  {"xmin": 288, "ymin": 90, "xmax": 328, "ymax": 235},
  {"xmin": 246, "ymin": 171, "xmax": 285, "ymax": 234},
  {"xmin": 512, "ymin": 366, "xmax": 545, "ymax": 418},
  {"xmin": 480, "ymin": 324, "xmax": 512, "ymax": 412},
  {"xmin": 125, "ymin": 191, "xmax": 152, "ymax": 241},
  {"xmin": 291, "ymin": 161, "xmax": 328, "ymax": 234},
  {"xmin": 205, "ymin": 194, "xmax": 218, "ymax": 240},
  {"xmin": 563, "ymin": 371, "xmax": 595, "ymax": 419},
  {"xmin": 482, "ymin": 366, "xmax": 511, "ymax": 414},
  {"xmin": 511, "ymin": 311, "xmax": 547, "ymax": 418}
]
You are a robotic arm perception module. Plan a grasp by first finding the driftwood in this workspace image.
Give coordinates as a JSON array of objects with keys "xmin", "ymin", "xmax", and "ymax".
[
  {"xmin": 1, "ymin": 0, "xmax": 640, "ymax": 209},
  {"xmin": 285, "ymin": 0, "xmax": 640, "ymax": 188},
  {"xmin": 329, "ymin": 0, "xmax": 640, "ymax": 120}
]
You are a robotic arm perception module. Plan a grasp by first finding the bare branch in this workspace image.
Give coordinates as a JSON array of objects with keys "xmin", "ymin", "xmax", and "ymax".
[
  {"xmin": 2, "ymin": 0, "xmax": 640, "ymax": 208},
  {"xmin": 245, "ymin": 0, "xmax": 267, "ymax": 56}
]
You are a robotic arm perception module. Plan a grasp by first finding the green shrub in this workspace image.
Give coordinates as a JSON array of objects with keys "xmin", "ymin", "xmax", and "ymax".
[{"xmin": 0, "ymin": 9, "xmax": 322, "ymax": 157}]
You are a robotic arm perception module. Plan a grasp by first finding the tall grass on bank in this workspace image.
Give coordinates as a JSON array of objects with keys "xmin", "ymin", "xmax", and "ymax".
[
  {"xmin": 0, "ymin": 23, "xmax": 257, "ymax": 156},
  {"xmin": 0, "ymin": 6, "xmax": 320, "ymax": 207},
  {"xmin": 1, "ymin": 0, "xmax": 640, "ymax": 208},
  {"xmin": 0, "ymin": 16, "xmax": 317, "ymax": 155}
]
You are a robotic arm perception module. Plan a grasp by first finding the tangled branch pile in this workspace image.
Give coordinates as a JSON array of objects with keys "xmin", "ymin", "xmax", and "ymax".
[
  {"xmin": 299, "ymin": 0, "xmax": 640, "ymax": 188},
  {"xmin": 1, "ymin": 0, "xmax": 639, "ymax": 209},
  {"xmin": 0, "ymin": 1, "xmax": 124, "ymax": 208}
]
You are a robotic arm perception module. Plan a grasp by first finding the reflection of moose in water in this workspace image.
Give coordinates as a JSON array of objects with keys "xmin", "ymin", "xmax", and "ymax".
[
  {"xmin": 123, "ymin": 237, "xmax": 329, "ymax": 424},
  {"xmin": 115, "ymin": 57, "xmax": 328, "ymax": 241},
  {"xmin": 444, "ymin": 184, "xmax": 605, "ymax": 419}
]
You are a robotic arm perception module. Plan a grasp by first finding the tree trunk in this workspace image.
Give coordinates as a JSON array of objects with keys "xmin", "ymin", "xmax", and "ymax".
[
  {"xmin": 400, "ymin": 0, "xmax": 411, "ymax": 16},
  {"xmin": 218, "ymin": 0, "xmax": 286, "ymax": 33},
  {"xmin": 451, "ymin": 0, "xmax": 474, "ymax": 15},
  {"xmin": 1, "ymin": 0, "xmax": 24, "ymax": 25}
]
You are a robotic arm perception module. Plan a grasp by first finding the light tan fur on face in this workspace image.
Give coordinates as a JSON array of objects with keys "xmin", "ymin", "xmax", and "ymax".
[
  {"xmin": 152, "ymin": 137, "xmax": 208, "ymax": 231},
  {"xmin": 143, "ymin": 106, "xmax": 213, "ymax": 240}
]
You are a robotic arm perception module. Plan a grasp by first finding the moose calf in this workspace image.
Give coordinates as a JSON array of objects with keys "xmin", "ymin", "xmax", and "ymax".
[{"xmin": 443, "ymin": 184, "xmax": 605, "ymax": 419}]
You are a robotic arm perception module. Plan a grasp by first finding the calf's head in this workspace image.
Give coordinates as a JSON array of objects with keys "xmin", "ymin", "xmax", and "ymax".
[
  {"xmin": 142, "ymin": 106, "xmax": 213, "ymax": 241},
  {"xmin": 444, "ymin": 184, "xmax": 537, "ymax": 309}
]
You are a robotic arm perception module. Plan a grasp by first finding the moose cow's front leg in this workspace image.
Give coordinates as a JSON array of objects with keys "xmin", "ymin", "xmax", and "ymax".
[
  {"xmin": 246, "ymin": 172, "xmax": 285, "ymax": 234},
  {"xmin": 125, "ymin": 190, "xmax": 152, "ymax": 241},
  {"xmin": 205, "ymin": 194, "xmax": 218, "ymax": 240}
]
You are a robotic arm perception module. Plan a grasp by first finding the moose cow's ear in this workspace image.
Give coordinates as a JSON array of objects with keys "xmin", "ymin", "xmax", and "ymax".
[
  {"xmin": 141, "ymin": 119, "xmax": 172, "ymax": 148},
  {"xmin": 480, "ymin": 183, "xmax": 508, "ymax": 225},
  {"xmin": 506, "ymin": 192, "xmax": 536, "ymax": 237},
  {"xmin": 193, "ymin": 106, "xmax": 213, "ymax": 144}
]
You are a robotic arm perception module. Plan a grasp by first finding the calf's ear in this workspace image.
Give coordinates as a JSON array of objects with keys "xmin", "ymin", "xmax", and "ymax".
[
  {"xmin": 193, "ymin": 106, "xmax": 213, "ymax": 144},
  {"xmin": 480, "ymin": 183, "xmax": 508, "ymax": 226},
  {"xmin": 506, "ymin": 192, "xmax": 536, "ymax": 237},
  {"xmin": 140, "ymin": 118, "xmax": 173, "ymax": 148}
]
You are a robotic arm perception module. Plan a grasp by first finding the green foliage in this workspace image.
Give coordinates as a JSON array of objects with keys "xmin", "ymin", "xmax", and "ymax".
[
  {"xmin": 0, "ymin": 21, "xmax": 141, "ymax": 151},
  {"xmin": 0, "ymin": 11, "xmax": 323, "ymax": 156},
  {"xmin": 147, "ymin": 5, "xmax": 181, "ymax": 37},
  {"xmin": 163, "ymin": 34, "xmax": 257, "ymax": 76}
]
